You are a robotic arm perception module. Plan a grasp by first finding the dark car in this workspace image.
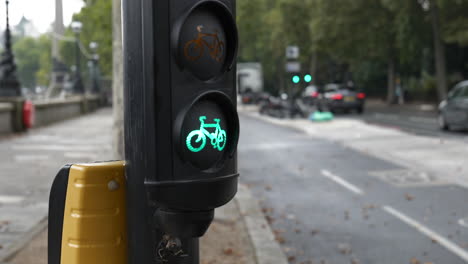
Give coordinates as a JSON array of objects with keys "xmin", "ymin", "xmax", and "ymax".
[
  {"xmin": 438, "ymin": 80, "xmax": 468, "ymax": 131},
  {"xmin": 321, "ymin": 84, "xmax": 366, "ymax": 113}
]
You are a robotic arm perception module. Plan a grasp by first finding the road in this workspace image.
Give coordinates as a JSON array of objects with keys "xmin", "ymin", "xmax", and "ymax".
[
  {"xmin": 351, "ymin": 104, "xmax": 468, "ymax": 141},
  {"xmin": 238, "ymin": 112, "xmax": 468, "ymax": 264}
]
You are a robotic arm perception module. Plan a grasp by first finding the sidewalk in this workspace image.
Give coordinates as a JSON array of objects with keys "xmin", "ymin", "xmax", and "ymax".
[
  {"xmin": 241, "ymin": 108, "xmax": 468, "ymax": 189},
  {"xmin": 0, "ymin": 109, "xmax": 114, "ymax": 262},
  {"xmin": 0, "ymin": 108, "xmax": 287, "ymax": 264}
]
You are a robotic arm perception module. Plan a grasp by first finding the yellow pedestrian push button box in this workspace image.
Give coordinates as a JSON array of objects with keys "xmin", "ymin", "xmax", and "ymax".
[{"xmin": 48, "ymin": 161, "xmax": 127, "ymax": 264}]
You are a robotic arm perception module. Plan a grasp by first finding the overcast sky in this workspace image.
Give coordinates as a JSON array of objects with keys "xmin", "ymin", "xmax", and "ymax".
[{"xmin": 0, "ymin": 0, "xmax": 84, "ymax": 33}]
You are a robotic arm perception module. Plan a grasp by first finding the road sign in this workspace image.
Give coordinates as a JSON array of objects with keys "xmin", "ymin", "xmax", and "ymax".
[
  {"xmin": 285, "ymin": 62, "xmax": 301, "ymax": 73},
  {"xmin": 286, "ymin": 45, "xmax": 300, "ymax": 59},
  {"xmin": 122, "ymin": 0, "xmax": 239, "ymax": 263}
]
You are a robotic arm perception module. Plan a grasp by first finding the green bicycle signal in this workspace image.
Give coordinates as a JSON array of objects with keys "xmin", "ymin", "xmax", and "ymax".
[{"xmin": 186, "ymin": 116, "xmax": 227, "ymax": 153}]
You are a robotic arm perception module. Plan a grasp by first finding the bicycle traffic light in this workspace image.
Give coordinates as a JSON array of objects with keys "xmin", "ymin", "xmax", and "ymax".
[
  {"xmin": 123, "ymin": 0, "xmax": 239, "ymax": 262},
  {"xmin": 292, "ymin": 75, "xmax": 300, "ymax": 84}
]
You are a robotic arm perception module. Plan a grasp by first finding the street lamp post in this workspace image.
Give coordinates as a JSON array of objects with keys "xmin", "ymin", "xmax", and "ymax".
[
  {"xmin": 71, "ymin": 21, "xmax": 84, "ymax": 94},
  {"xmin": 88, "ymin": 41, "xmax": 101, "ymax": 94},
  {"xmin": 0, "ymin": 0, "xmax": 22, "ymax": 97}
]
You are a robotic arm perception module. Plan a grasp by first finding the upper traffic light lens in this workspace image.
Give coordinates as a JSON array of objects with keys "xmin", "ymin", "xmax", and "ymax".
[
  {"xmin": 176, "ymin": 2, "xmax": 238, "ymax": 81},
  {"xmin": 304, "ymin": 74, "xmax": 312, "ymax": 83},
  {"xmin": 292, "ymin": 76, "xmax": 300, "ymax": 84}
]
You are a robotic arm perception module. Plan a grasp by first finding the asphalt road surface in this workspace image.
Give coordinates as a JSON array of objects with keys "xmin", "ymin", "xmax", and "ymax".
[
  {"xmin": 238, "ymin": 113, "xmax": 468, "ymax": 264},
  {"xmin": 350, "ymin": 106, "xmax": 468, "ymax": 141}
]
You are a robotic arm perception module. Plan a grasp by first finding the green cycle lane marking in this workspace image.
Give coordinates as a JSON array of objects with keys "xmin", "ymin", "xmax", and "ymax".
[{"xmin": 186, "ymin": 116, "xmax": 227, "ymax": 153}]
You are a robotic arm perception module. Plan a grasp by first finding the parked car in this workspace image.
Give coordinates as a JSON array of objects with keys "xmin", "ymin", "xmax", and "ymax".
[
  {"xmin": 302, "ymin": 85, "xmax": 320, "ymax": 106},
  {"xmin": 321, "ymin": 83, "xmax": 366, "ymax": 113},
  {"xmin": 438, "ymin": 80, "xmax": 468, "ymax": 131}
]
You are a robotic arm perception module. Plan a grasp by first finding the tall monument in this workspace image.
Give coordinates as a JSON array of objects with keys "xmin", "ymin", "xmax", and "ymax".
[
  {"xmin": 47, "ymin": 0, "xmax": 69, "ymax": 98},
  {"xmin": 0, "ymin": 0, "xmax": 22, "ymax": 97},
  {"xmin": 52, "ymin": 0, "xmax": 64, "ymax": 58}
]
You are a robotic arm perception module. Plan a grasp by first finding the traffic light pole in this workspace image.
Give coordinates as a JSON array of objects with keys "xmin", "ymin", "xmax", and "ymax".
[{"xmin": 122, "ymin": 0, "xmax": 239, "ymax": 263}]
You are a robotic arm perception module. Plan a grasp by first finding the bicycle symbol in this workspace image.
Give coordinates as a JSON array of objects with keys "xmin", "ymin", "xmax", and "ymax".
[
  {"xmin": 186, "ymin": 116, "xmax": 227, "ymax": 153},
  {"xmin": 184, "ymin": 25, "xmax": 225, "ymax": 63}
]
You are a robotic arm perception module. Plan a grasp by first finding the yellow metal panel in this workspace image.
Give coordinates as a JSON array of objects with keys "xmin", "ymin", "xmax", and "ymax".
[{"xmin": 61, "ymin": 161, "xmax": 127, "ymax": 264}]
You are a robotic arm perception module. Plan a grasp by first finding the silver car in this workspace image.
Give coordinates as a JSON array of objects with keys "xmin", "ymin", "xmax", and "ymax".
[{"xmin": 439, "ymin": 80, "xmax": 468, "ymax": 130}]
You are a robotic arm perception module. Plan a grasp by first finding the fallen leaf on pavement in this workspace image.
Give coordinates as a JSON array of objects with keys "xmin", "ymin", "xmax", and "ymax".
[
  {"xmin": 405, "ymin": 193, "xmax": 415, "ymax": 201},
  {"xmin": 223, "ymin": 248, "xmax": 234, "ymax": 255},
  {"xmin": 410, "ymin": 257, "xmax": 421, "ymax": 264},
  {"xmin": 311, "ymin": 229, "xmax": 320, "ymax": 236},
  {"xmin": 337, "ymin": 243, "xmax": 352, "ymax": 255}
]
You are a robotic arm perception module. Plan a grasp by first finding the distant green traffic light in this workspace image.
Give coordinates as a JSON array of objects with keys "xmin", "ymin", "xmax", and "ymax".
[
  {"xmin": 292, "ymin": 75, "xmax": 300, "ymax": 84},
  {"xmin": 304, "ymin": 74, "xmax": 312, "ymax": 83}
]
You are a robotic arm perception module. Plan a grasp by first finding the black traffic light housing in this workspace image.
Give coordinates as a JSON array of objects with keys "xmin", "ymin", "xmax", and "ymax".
[{"xmin": 123, "ymin": 0, "xmax": 239, "ymax": 263}]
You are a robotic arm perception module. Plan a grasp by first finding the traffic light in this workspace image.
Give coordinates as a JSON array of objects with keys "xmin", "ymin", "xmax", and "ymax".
[
  {"xmin": 122, "ymin": 0, "xmax": 239, "ymax": 263},
  {"xmin": 304, "ymin": 74, "xmax": 312, "ymax": 83},
  {"xmin": 292, "ymin": 75, "xmax": 300, "ymax": 84}
]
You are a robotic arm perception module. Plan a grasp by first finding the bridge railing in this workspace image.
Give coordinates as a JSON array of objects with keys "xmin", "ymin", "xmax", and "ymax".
[{"xmin": 0, "ymin": 95, "xmax": 103, "ymax": 134}]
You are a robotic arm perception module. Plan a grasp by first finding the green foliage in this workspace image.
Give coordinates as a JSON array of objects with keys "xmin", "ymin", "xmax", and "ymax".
[
  {"xmin": 62, "ymin": 0, "xmax": 112, "ymax": 77},
  {"xmin": 237, "ymin": 0, "xmax": 468, "ymax": 101},
  {"xmin": 12, "ymin": 35, "xmax": 51, "ymax": 88}
]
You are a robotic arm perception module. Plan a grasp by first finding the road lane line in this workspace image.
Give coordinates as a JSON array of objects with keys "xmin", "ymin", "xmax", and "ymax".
[
  {"xmin": 384, "ymin": 206, "xmax": 468, "ymax": 262},
  {"xmin": 458, "ymin": 218, "xmax": 468, "ymax": 228},
  {"xmin": 0, "ymin": 195, "xmax": 24, "ymax": 204},
  {"xmin": 321, "ymin": 170, "xmax": 364, "ymax": 195}
]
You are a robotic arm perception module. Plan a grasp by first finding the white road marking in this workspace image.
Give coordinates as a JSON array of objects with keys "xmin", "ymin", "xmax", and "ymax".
[
  {"xmin": 14, "ymin": 155, "xmax": 50, "ymax": 162},
  {"xmin": 0, "ymin": 195, "xmax": 24, "ymax": 204},
  {"xmin": 239, "ymin": 142, "xmax": 305, "ymax": 152},
  {"xmin": 321, "ymin": 169, "xmax": 364, "ymax": 195},
  {"xmin": 64, "ymin": 152, "xmax": 98, "ymax": 159},
  {"xmin": 384, "ymin": 206, "xmax": 468, "ymax": 262},
  {"xmin": 12, "ymin": 144, "xmax": 99, "ymax": 151},
  {"xmin": 458, "ymin": 218, "xmax": 468, "ymax": 228}
]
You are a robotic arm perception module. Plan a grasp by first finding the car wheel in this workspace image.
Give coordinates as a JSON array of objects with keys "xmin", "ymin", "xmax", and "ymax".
[
  {"xmin": 438, "ymin": 112, "xmax": 449, "ymax": 131},
  {"xmin": 357, "ymin": 106, "xmax": 364, "ymax": 114}
]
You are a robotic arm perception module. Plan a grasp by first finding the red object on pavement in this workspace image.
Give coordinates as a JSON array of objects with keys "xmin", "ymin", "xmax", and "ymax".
[
  {"xmin": 23, "ymin": 100, "xmax": 35, "ymax": 129},
  {"xmin": 331, "ymin": 94, "xmax": 343, "ymax": 100},
  {"xmin": 357, "ymin": 93, "xmax": 366, "ymax": 99}
]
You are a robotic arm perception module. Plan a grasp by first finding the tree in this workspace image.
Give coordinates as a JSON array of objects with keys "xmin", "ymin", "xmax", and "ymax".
[
  {"xmin": 428, "ymin": 0, "xmax": 448, "ymax": 100},
  {"xmin": 61, "ymin": 0, "xmax": 112, "ymax": 77},
  {"xmin": 236, "ymin": 0, "xmax": 468, "ymax": 102},
  {"xmin": 12, "ymin": 35, "xmax": 51, "ymax": 88}
]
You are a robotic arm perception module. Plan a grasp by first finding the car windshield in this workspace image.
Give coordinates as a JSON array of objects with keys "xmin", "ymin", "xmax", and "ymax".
[
  {"xmin": 459, "ymin": 86, "xmax": 468, "ymax": 98},
  {"xmin": 305, "ymin": 86, "xmax": 317, "ymax": 93},
  {"xmin": 325, "ymin": 84, "xmax": 341, "ymax": 92}
]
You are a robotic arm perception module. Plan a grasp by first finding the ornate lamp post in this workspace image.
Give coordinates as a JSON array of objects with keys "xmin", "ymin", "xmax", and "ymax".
[
  {"xmin": 88, "ymin": 41, "xmax": 101, "ymax": 94},
  {"xmin": 71, "ymin": 21, "xmax": 84, "ymax": 94},
  {"xmin": 0, "ymin": 0, "xmax": 22, "ymax": 97}
]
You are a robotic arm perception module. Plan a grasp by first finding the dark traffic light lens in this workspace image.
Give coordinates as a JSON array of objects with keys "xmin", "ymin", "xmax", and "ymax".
[{"xmin": 175, "ymin": 1, "xmax": 238, "ymax": 81}]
